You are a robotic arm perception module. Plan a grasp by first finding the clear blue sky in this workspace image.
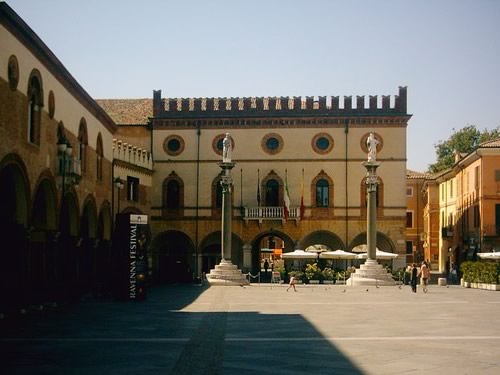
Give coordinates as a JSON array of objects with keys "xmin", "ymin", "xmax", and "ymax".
[{"xmin": 6, "ymin": 0, "xmax": 500, "ymax": 172}]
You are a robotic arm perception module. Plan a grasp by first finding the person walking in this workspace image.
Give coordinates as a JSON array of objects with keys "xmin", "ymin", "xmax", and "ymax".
[
  {"xmin": 450, "ymin": 263, "xmax": 458, "ymax": 285},
  {"xmin": 264, "ymin": 259, "xmax": 269, "ymax": 274},
  {"xmin": 286, "ymin": 276, "xmax": 297, "ymax": 292},
  {"xmin": 410, "ymin": 263, "xmax": 418, "ymax": 293},
  {"xmin": 418, "ymin": 261, "xmax": 430, "ymax": 293}
]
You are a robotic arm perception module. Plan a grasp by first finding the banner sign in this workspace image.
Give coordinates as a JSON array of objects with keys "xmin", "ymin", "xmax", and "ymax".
[{"xmin": 128, "ymin": 214, "xmax": 148, "ymax": 300}]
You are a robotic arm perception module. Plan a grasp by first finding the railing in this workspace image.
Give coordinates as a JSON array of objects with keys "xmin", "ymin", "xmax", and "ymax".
[{"xmin": 243, "ymin": 206, "xmax": 301, "ymax": 222}]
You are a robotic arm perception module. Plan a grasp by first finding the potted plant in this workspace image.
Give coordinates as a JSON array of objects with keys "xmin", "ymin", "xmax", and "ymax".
[
  {"xmin": 305, "ymin": 263, "xmax": 322, "ymax": 284},
  {"xmin": 321, "ymin": 267, "xmax": 335, "ymax": 284}
]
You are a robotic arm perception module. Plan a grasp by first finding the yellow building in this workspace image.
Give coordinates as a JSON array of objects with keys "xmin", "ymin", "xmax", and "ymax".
[
  {"xmin": 103, "ymin": 89, "xmax": 412, "ymax": 281},
  {"xmin": 423, "ymin": 140, "xmax": 500, "ymax": 274}
]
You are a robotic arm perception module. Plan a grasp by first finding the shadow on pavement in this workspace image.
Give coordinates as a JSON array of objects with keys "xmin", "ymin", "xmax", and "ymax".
[{"xmin": 1, "ymin": 284, "xmax": 365, "ymax": 374}]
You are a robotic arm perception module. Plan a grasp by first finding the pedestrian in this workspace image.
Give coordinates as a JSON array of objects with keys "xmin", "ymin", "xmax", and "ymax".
[
  {"xmin": 410, "ymin": 263, "xmax": 418, "ymax": 293},
  {"xmin": 450, "ymin": 263, "xmax": 458, "ymax": 285},
  {"xmin": 286, "ymin": 275, "xmax": 297, "ymax": 292},
  {"xmin": 418, "ymin": 261, "xmax": 430, "ymax": 293},
  {"xmin": 264, "ymin": 259, "xmax": 269, "ymax": 274}
]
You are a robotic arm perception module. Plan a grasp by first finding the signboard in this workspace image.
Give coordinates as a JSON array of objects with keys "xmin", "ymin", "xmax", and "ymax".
[{"xmin": 113, "ymin": 213, "xmax": 148, "ymax": 300}]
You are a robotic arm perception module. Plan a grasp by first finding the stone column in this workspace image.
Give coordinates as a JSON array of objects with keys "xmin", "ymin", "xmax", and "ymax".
[
  {"xmin": 346, "ymin": 153, "xmax": 394, "ymax": 286},
  {"xmin": 242, "ymin": 243, "xmax": 252, "ymax": 271},
  {"xmin": 219, "ymin": 161, "xmax": 235, "ymax": 261},
  {"xmin": 206, "ymin": 134, "xmax": 249, "ymax": 286},
  {"xmin": 364, "ymin": 161, "xmax": 380, "ymax": 262}
]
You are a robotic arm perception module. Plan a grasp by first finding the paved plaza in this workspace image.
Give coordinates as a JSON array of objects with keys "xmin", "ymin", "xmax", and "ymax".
[{"xmin": 1, "ymin": 282, "xmax": 500, "ymax": 374}]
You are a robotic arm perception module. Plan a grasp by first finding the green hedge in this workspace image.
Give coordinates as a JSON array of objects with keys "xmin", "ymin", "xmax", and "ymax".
[{"xmin": 460, "ymin": 261, "xmax": 500, "ymax": 284}]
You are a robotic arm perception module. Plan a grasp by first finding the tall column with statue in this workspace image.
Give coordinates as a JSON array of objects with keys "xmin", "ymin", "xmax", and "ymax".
[
  {"xmin": 347, "ymin": 133, "xmax": 395, "ymax": 286},
  {"xmin": 206, "ymin": 133, "xmax": 249, "ymax": 286}
]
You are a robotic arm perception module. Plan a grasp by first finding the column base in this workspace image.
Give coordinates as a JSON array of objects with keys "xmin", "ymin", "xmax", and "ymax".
[
  {"xmin": 206, "ymin": 259, "xmax": 250, "ymax": 286},
  {"xmin": 346, "ymin": 259, "xmax": 396, "ymax": 286}
]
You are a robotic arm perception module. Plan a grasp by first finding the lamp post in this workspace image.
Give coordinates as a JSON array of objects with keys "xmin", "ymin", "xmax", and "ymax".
[
  {"xmin": 114, "ymin": 177, "xmax": 124, "ymax": 214},
  {"xmin": 57, "ymin": 134, "xmax": 73, "ymax": 200}
]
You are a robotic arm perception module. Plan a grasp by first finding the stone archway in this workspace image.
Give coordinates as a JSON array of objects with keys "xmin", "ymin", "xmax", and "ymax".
[
  {"xmin": 199, "ymin": 231, "xmax": 244, "ymax": 276},
  {"xmin": 151, "ymin": 230, "xmax": 194, "ymax": 283},
  {"xmin": 250, "ymin": 230, "xmax": 295, "ymax": 276},
  {"xmin": 0, "ymin": 156, "xmax": 30, "ymax": 313},
  {"xmin": 301, "ymin": 230, "xmax": 346, "ymax": 251}
]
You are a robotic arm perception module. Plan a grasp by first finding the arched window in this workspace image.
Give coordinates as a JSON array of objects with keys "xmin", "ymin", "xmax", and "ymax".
[
  {"xmin": 78, "ymin": 119, "xmax": 88, "ymax": 174},
  {"xmin": 316, "ymin": 179, "xmax": 329, "ymax": 207},
  {"xmin": 27, "ymin": 71, "xmax": 43, "ymax": 145},
  {"xmin": 265, "ymin": 179, "xmax": 280, "ymax": 206},
  {"xmin": 96, "ymin": 133, "xmax": 103, "ymax": 181},
  {"xmin": 216, "ymin": 179, "xmax": 223, "ymax": 208},
  {"xmin": 166, "ymin": 180, "xmax": 180, "ymax": 209}
]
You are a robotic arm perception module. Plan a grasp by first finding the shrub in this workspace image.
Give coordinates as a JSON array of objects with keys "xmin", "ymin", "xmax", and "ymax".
[
  {"xmin": 321, "ymin": 267, "xmax": 335, "ymax": 281},
  {"xmin": 461, "ymin": 261, "xmax": 500, "ymax": 284},
  {"xmin": 305, "ymin": 263, "xmax": 322, "ymax": 281}
]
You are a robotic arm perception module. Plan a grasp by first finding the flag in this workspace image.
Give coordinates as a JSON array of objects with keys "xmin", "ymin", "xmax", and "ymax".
[
  {"xmin": 257, "ymin": 170, "xmax": 261, "ymax": 206},
  {"xmin": 284, "ymin": 171, "xmax": 290, "ymax": 219},
  {"xmin": 300, "ymin": 168, "xmax": 305, "ymax": 220}
]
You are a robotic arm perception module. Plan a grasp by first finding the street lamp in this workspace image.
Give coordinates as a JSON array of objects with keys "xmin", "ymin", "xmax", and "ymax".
[
  {"xmin": 114, "ymin": 177, "xmax": 125, "ymax": 213},
  {"xmin": 57, "ymin": 134, "xmax": 73, "ymax": 194}
]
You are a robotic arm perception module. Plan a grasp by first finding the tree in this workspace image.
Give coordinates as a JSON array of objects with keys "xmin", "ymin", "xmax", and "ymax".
[{"xmin": 428, "ymin": 125, "xmax": 500, "ymax": 173}]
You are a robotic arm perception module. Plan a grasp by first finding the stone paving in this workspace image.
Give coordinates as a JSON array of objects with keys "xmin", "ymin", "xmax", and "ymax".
[{"xmin": 1, "ymin": 282, "xmax": 500, "ymax": 374}]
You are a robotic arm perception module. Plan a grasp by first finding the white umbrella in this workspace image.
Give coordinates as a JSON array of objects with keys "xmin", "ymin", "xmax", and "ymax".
[
  {"xmin": 352, "ymin": 244, "xmax": 381, "ymax": 253},
  {"xmin": 319, "ymin": 250, "xmax": 357, "ymax": 260},
  {"xmin": 477, "ymin": 252, "xmax": 500, "ymax": 260},
  {"xmin": 282, "ymin": 250, "xmax": 318, "ymax": 260},
  {"xmin": 355, "ymin": 249, "xmax": 398, "ymax": 260}
]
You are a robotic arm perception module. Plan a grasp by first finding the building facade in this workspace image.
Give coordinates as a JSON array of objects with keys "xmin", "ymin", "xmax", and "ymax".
[
  {"xmin": 103, "ymin": 88, "xmax": 412, "ymax": 282},
  {"xmin": 427, "ymin": 141, "xmax": 500, "ymax": 274},
  {"xmin": 0, "ymin": 3, "xmax": 152, "ymax": 314}
]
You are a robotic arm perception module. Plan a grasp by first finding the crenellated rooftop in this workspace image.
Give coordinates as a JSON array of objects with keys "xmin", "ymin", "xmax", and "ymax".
[{"xmin": 152, "ymin": 86, "xmax": 408, "ymax": 119}]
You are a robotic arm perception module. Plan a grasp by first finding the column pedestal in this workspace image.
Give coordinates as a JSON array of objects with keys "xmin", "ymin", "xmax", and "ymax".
[
  {"xmin": 346, "ymin": 259, "xmax": 396, "ymax": 286},
  {"xmin": 206, "ymin": 259, "xmax": 249, "ymax": 286}
]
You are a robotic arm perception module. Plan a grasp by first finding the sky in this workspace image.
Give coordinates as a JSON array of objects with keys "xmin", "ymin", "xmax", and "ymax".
[{"xmin": 5, "ymin": 0, "xmax": 500, "ymax": 172}]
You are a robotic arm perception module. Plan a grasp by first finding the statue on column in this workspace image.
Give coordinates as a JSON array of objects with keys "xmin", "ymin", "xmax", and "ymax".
[
  {"xmin": 366, "ymin": 132, "xmax": 379, "ymax": 162},
  {"xmin": 222, "ymin": 133, "xmax": 232, "ymax": 163}
]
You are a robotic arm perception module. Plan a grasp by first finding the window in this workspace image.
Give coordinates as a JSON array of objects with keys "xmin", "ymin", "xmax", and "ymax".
[
  {"xmin": 406, "ymin": 187, "xmax": 413, "ymax": 197},
  {"xmin": 312, "ymin": 133, "xmax": 334, "ymax": 154},
  {"xmin": 164, "ymin": 135, "xmax": 185, "ymax": 156},
  {"xmin": 265, "ymin": 179, "xmax": 280, "ymax": 206},
  {"xmin": 261, "ymin": 133, "xmax": 283, "ymax": 155},
  {"xmin": 96, "ymin": 133, "xmax": 103, "ymax": 181},
  {"xmin": 495, "ymin": 170, "xmax": 500, "ymax": 182},
  {"xmin": 8, "ymin": 55, "xmax": 19, "ymax": 91},
  {"xmin": 127, "ymin": 176, "xmax": 139, "ymax": 202},
  {"xmin": 475, "ymin": 166, "xmax": 480, "ymax": 190},
  {"xmin": 406, "ymin": 212, "xmax": 413, "ymax": 228},
  {"xmin": 406, "ymin": 241, "xmax": 413, "ymax": 254},
  {"xmin": 316, "ymin": 179, "xmax": 329, "ymax": 207},
  {"xmin": 166, "ymin": 180, "xmax": 180, "ymax": 209},
  {"xmin": 78, "ymin": 119, "xmax": 88, "ymax": 174},
  {"xmin": 27, "ymin": 71, "xmax": 43, "ymax": 145},
  {"xmin": 215, "ymin": 178, "xmax": 223, "ymax": 208},
  {"xmin": 449, "ymin": 180, "xmax": 453, "ymax": 198}
]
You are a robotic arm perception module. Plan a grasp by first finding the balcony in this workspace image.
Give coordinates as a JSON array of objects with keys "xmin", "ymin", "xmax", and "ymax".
[
  {"xmin": 243, "ymin": 206, "xmax": 301, "ymax": 224},
  {"xmin": 441, "ymin": 226, "xmax": 454, "ymax": 239},
  {"xmin": 483, "ymin": 225, "xmax": 500, "ymax": 237}
]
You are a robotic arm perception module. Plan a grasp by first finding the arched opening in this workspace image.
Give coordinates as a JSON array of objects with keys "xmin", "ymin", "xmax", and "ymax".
[
  {"xmin": 152, "ymin": 231, "xmax": 194, "ymax": 283},
  {"xmin": 0, "ymin": 157, "xmax": 30, "ymax": 313},
  {"xmin": 251, "ymin": 231, "xmax": 295, "ymax": 279},
  {"xmin": 200, "ymin": 232, "xmax": 244, "ymax": 276}
]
